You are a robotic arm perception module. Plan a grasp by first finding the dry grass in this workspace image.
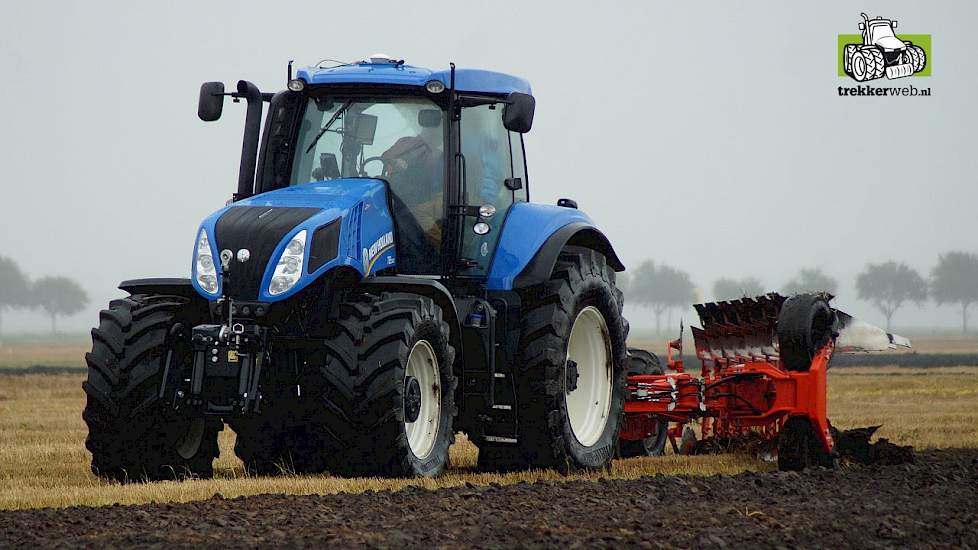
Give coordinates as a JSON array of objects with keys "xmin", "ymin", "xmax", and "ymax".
[
  {"xmin": 0, "ymin": 341, "xmax": 88, "ymax": 369},
  {"xmin": 2, "ymin": 365, "xmax": 977, "ymax": 511},
  {"xmin": 0, "ymin": 373, "xmax": 763, "ymax": 510},
  {"xmin": 0, "ymin": 333, "xmax": 974, "ymax": 372},
  {"xmin": 828, "ymin": 366, "xmax": 978, "ymax": 448}
]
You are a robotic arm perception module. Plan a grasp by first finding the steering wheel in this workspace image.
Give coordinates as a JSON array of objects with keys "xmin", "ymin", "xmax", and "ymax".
[{"xmin": 360, "ymin": 156, "xmax": 393, "ymax": 178}]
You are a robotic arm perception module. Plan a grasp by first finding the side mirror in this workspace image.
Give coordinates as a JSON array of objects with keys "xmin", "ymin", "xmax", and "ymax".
[
  {"xmin": 858, "ymin": 22, "xmax": 865, "ymax": 30},
  {"xmin": 198, "ymin": 82, "xmax": 225, "ymax": 121},
  {"xmin": 892, "ymin": 20, "xmax": 897, "ymax": 28},
  {"xmin": 503, "ymin": 92, "xmax": 535, "ymax": 133}
]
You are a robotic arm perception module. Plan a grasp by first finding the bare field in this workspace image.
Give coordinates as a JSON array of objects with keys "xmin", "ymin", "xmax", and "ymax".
[{"xmin": 1, "ymin": 366, "xmax": 976, "ymax": 511}]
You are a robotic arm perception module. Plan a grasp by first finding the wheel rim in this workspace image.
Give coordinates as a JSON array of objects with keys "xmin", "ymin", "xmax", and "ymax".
[
  {"xmin": 176, "ymin": 418, "xmax": 205, "ymax": 459},
  {"xmin": 404, "ymin": 340, "xmax": 441, "ymax": 459},
  {"xmin": 852, "ymin": 55, "xmax": 867, "ymax": 79},
  {"xmin": 565, "ymin": 306, "xmax": 613, "ymax": 447}
]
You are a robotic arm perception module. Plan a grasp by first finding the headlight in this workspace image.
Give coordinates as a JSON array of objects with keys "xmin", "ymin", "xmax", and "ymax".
[
  {"xmin": 268, "ymin": 230, "xmax": 306, "ymax": 296},
  {"xmin": 195, "ymin": 229, "xmax": 219, "ymax": 294}
]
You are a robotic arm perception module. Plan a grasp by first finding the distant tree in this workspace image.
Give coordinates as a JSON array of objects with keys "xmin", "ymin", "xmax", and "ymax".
[
  {"xmin": 712, "ymin": 277, "xmax": 764, "ymax": 301},
  {"xmin": 931, "ymin": 251, "xmax": 978, "ymax": 334},
  {"xmin": 628, "ymin": 260, "xmax": 696, "ymax": 334},
  {"xmin": 0, "ymin": 256, "xmax": 32, "ymax": 341},
  {"xmin": 855, "ymin": 261, "xmax": 927, "ymax": 331},
  {"xmin": 31, "ymin": 276, "xmax": 89, "ymax": 334},
  {"xmin": 783, "ymin": 268, "xmax": 838, "ymax": 295}
]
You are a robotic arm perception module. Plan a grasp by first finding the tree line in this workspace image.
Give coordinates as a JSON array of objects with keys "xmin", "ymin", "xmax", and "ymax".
[
  {"xmin": 619, "ymin": 251, "xmax": 978, "ymax": 334},
  {"xmin": 0, "ymin": 255, "xmax": 89, "ymax": 338}
]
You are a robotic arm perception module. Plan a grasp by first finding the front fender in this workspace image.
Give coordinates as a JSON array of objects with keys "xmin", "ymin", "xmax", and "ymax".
[{"xmin": 487, "ymin": 202, "xmax": 624, "ymax": 290}]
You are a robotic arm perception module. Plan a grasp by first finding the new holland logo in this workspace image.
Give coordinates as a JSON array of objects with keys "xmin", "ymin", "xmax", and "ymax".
[{"xmin": 362, "ymin": 231, "xmax": 394, "ymax": 273}]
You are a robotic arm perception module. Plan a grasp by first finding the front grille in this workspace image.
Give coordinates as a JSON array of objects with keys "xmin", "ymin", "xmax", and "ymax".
[{"xmin": 215, "ymin": 206, "xmax": 319, "ymax": 299}]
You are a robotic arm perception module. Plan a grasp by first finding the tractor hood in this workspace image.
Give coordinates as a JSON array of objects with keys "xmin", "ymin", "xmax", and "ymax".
[
  {"xmin": 875, "ymin": 35, "xmax": 906, "ymax": 51},
  {"xmin": 191, "ymin": 178, "xmax": 397, "ymax": 302}
]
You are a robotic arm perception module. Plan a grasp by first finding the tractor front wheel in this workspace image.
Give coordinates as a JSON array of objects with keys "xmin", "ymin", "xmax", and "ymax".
[
  {"xmin": 82, "ymin": 294, "xmax": 220, "ymax": 482},
  {"xmin": 307, "ymin": 292, "xmax": 457, "ymax": 477},
  {"xmin": 229, "ymin": 382, "xmax": 331, "ymax": 476},
  {"xmin": 908, "ymin": 45, "xmax": 926, "ymax": 73}
]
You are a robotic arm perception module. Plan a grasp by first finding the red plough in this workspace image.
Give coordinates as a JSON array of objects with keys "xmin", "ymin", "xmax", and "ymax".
[{"xmin": 620, "ymin": 293, "xmax": 911, "ymax": 470}]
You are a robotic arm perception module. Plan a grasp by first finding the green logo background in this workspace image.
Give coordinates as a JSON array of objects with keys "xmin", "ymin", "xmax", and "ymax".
[{"xmin": 837, "ymin": 34, "xmax": 932, "ymax": 77}]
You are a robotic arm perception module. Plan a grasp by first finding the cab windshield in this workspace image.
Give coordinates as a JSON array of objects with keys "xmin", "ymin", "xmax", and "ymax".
[{"xmin": 291, "ymin": 96, "xmax": 447, "ymax": 274}]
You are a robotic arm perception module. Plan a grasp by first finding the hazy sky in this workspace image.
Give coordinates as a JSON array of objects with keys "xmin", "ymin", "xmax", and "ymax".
[{"xmin": 1, "ymin": 1, "xmax": 975, "ymax": 332}]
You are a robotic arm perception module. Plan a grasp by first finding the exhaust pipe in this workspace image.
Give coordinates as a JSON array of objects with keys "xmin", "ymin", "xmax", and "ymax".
[{"xmin": 235, "ymin": 80, "xmax": 263, "ymax": 201}]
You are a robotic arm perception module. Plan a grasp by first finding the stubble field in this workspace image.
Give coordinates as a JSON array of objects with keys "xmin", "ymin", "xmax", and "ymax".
[{"xmin": 0, "ymin": 337, "xmax": 976, "ymax": 547}]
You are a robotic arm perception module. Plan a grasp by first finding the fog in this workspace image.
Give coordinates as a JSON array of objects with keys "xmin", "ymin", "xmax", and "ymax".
[{"xmin": 1, "ymin": 1, "xmax": 975, "ymax": 333}]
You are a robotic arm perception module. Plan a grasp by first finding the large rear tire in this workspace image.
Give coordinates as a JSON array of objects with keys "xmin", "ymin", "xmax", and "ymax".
[
  {"xmin": 507, "ymin": 247, "xmax": 628, "ymax": 472},
  {"xmin": 82, "ymin": 294, "xmax": 221, "ymax": 482},
  {"xmin": 303, "ymin": 291, "xmax": 457, "ymax": 477}
]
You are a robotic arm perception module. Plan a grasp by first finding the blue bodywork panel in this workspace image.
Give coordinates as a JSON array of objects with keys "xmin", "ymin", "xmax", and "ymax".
[
  {"xmin": 296, "ymin": 63, "xmax": 532, "ymax": 96},
  {"xmin": 191, "ymin": 178, "xmax": 396, "ymax": 302},
  {"xmin": 486, "ymin": 203, "xmax": 596, "ymax": 290}
]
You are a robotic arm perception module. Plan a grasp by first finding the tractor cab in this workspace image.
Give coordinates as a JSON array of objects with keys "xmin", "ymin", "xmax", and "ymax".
[
  {"xmin": 197, "ymin": 54, "xmax": 537, "ymax": 299},
  {"xmin": 859, "ymin": 14, "xmax": 904, "ymax": 51}
]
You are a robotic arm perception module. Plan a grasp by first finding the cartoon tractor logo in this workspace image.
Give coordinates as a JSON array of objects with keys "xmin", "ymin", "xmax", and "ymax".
[{"xmin": 843, "ymin": 13, "xmax": 926, "ymax": 82}]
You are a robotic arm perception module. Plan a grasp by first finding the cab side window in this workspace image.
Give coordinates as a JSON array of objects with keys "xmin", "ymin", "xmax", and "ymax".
[
  {"xmin": 509, "ymin": 132, "xmax": 528, "ymax": 203},
  {"xmin": 459, "ymin": 103, "xmax": 522, "ymax": 275}
]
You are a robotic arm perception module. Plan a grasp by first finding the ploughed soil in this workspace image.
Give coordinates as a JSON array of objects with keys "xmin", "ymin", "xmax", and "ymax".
[{"xmin": 2, "ymin": 449, "xmax": 976, "ymax": 549}]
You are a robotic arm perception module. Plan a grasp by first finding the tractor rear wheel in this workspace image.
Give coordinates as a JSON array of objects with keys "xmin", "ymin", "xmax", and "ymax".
[
  {"xmin": 777, "ymin": 293, "xmax": 835, "ymax": 372},
  {"xmin": 82, "ymin": 294, "xmax": 221, "ymax": 482},
  {"xmin": 619, "ymin": 348, "xmax": 668, "ymax": 458},
  {"xmin": 305, "ymin": 291, "xmax": 457, "ymax": 477},
  {"xmin": 506, "ymin": 247, "xmax": 628, "ymax": 472}
]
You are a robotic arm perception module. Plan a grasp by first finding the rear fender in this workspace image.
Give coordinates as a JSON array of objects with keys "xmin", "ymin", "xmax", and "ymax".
[{"xmin": 486, "ymin": 202, "xmax": 624, "ymax": 290}]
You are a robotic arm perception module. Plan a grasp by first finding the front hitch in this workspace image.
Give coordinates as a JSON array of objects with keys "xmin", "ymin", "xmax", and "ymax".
[{"xmin": 172, "ymin": 322, "xmax": 268, "ymax": 415}]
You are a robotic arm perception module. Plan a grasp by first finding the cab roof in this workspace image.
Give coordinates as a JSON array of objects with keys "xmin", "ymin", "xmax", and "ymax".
[{"xmin": 295, "ymin": 58, "xmax": 532, "ymax": 96}]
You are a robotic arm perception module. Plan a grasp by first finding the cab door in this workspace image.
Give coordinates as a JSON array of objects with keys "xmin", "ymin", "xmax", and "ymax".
[{"xmin": 457, "ymin": 103, "xmax": 528, "ymax": 277}]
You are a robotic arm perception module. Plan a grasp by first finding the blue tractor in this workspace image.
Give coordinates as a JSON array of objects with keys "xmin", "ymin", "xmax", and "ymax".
[{"xmin": 83, "ymin": 55, "xmax": 630, "ymax": 481}]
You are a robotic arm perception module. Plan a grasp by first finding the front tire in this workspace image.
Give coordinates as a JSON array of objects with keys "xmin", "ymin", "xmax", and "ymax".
[
  {"xmin": 82, "ymin": 294, "xmax": 220, "ymax": 482},
  {"xmin": 510, "ymin": 247, "xmax": 628, "ymax": 472},
  {"xmin": 306, "ymin": 291, "xmax": 457, "ymax": 477},
  {"xmin": 229, "ymin": 384, "xmax": 331, "ymax": 476}
]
